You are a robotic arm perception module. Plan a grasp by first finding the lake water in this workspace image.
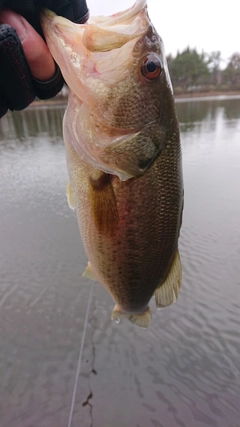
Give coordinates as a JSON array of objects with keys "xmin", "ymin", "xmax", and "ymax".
[{"xmin": 0, "ymin": 97, "xmax": 240, "ymax": 427}]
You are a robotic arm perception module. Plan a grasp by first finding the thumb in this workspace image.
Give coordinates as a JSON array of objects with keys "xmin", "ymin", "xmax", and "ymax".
[{"xmin": 0, "ymin": 9, "xmax": 56, "ymax": 81}]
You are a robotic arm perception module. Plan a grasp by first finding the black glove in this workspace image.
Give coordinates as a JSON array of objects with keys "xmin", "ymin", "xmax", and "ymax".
[{"xmin": 0, "ymin": 0, "xmax": 89, "ymax": 118}]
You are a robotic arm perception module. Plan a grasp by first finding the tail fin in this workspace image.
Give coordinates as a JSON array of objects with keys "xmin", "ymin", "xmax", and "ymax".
[{"xmin": 111, "ymin": 305, "xmax": 151, "ymax": 328}]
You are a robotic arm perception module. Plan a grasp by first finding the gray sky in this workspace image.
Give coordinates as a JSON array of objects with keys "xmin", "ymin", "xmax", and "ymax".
[{"xmin": 87, "ymin": 0, "xmax": 240, "ymax": 67}]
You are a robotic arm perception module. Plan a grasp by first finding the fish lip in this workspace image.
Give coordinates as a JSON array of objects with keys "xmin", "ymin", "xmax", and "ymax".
[
  {"xmin": 88, "ymin": 0, "xmax": 147, "ymax": 26},
  {"xmin": 41, "ymin": 1, "xmax": 149, "ymax": 45},
  {"xmin": 40, "ymin": 8, "xmax": 84, "ymax": 35},
  {"xmin": 40, "ymin": 9, "xmax": 62, "ymax": 36},
  {"xmin": 40, "ymin": 8, "xmax": 56, "ymax": 26}
]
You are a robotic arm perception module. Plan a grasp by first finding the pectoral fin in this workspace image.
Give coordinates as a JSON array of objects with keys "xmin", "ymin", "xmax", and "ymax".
[
  {"xmin": 111, "ymin": 305, "xmax": 152, "ymax": 328},
  {"xmin": 66, "ymin": 181, "xmax": 75, "ymax": 210},
  {"xmin": 102, "ymin": 123, "xmax": 166, "ymax": 179},
  {"xmin": 155, "ymin": 250, "xmax": 182, "ymax": 308},
  {"xmin": 89, "ymin": 170, "xmax": 118, "ymax": 236}
]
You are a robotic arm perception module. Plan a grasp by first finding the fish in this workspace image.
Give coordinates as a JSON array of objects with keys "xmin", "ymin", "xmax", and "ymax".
[{"xmin": 41, "ymin": 0, "xmax": 184, "ymax": 328}]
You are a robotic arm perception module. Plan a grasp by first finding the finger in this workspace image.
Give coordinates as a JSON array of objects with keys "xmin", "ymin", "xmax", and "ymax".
[
  {"xmin": 0, "ymin": 23, "xmax": 35, "ymax": 114},
  {"xmin": 0, "ymin": 9, "xmax": 55, "ymax": 81}
]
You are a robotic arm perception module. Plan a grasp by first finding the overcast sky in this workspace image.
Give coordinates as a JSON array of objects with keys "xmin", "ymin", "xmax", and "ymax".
[{"xmin": 87, "ymin": 0, "xmax": 240, "ymax": 67}]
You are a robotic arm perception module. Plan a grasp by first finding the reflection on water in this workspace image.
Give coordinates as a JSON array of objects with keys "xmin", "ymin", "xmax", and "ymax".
[
  {"xmin": 0, "ymin": 99, "xmax": 240, "ymax": 427},
  {"xmin": 0, "ymin": 105, "xmax": 65, "ymax": 145},
  {"xmin": 177, "ymin": 96, "xmax": 240, "ymax": 132}
]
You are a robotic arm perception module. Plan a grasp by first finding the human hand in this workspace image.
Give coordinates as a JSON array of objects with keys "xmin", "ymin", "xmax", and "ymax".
[{"xmin": 0, "ymin": 0, "xmax": 89, "ymax": 118}]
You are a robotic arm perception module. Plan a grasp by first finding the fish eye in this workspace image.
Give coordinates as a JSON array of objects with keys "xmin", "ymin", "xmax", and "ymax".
[{"xmin": 141, "ymin": 55, "xmax": 162, "ymax": 81}]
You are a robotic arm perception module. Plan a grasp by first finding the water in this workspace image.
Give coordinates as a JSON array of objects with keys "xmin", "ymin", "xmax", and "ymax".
[{"xmin": 0, "ymin": 98, "xmax": 239, "ymax": 427}]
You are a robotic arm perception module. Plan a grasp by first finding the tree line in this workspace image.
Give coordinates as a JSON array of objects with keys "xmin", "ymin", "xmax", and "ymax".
[{"xmin": 167, "ymin": 48, "xmax": 240, "ymax": 94}]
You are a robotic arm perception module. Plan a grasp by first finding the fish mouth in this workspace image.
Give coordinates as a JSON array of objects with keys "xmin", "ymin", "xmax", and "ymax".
[
  {"xmin": 88, "ymin": 0, "xmax": 147, "ymax": 26},
  {"xmin": 84, "ymin": 0, "xmax": 149, "ymax": 52},
  {"xmin": 41, "ymin": 0, "xmax": 149, "ymax": 52},
  {"xmin": 40, "ymin": 1, "xmax": 151, "ymax": 97}
]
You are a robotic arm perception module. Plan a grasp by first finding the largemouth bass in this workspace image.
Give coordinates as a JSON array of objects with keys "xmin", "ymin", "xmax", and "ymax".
[{"xmin": 41, "ymin": 0, "xmax": 184, "ymax": 328}]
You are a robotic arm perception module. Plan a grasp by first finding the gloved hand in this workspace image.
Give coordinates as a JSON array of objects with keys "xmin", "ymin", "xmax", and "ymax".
[{"xmin": 0, "ymin": 0, "xmax": 89, "ymax": 118}]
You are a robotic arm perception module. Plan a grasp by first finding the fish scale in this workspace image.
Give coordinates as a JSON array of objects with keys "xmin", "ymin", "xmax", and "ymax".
[{"xmin": 41, "ymin": 0, "xmax": 183, "ymax": 327}]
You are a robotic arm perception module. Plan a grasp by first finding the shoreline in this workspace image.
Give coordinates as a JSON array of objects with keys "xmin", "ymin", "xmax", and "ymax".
[
  {"xmin": 174, "ymin": 90, "xmax": 240, "ymax": 102},
  {"xmin": 30, "ymin": 91, "xmax": 240, "ymax": 108},
  {"xmin": 174, "ymin": 90, "xmax": 240, "ymax": 99}
]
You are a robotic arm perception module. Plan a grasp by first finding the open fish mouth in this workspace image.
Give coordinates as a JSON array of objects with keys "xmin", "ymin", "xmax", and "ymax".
[
  {"xmin": 41, "ymin": 0, "xmax": 149, "ymax": 53},
  {"xmin": 41, "ymin": 1, "xmax": 183, "ymax": 328},
  {"xmin": 82, "ymin": 0, "xmax": 149, "ymax": 52}
]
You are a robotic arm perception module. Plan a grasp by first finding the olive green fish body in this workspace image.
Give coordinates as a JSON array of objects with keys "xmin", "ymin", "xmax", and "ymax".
[
  {"xmin": 64, "ymin": 93, "xmax": 183, "ymax": 315},
  {"xmin": 41, "ymin": 0, "xmax": 184, "ymax": 327}
]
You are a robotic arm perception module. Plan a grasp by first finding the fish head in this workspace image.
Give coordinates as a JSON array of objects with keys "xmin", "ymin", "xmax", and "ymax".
[{"xmin": 41, "ymin": 1, "xmax": 177, "ymax": 180}]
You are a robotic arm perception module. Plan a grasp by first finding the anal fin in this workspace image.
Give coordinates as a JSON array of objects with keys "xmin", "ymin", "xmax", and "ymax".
[
  {"xmin": 155, "ymin": 250, "xmax": 182, "ymax": 308},
  {"xmin": 82, "ymin": 262, "xmax": 97, "ymax": 281}
]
